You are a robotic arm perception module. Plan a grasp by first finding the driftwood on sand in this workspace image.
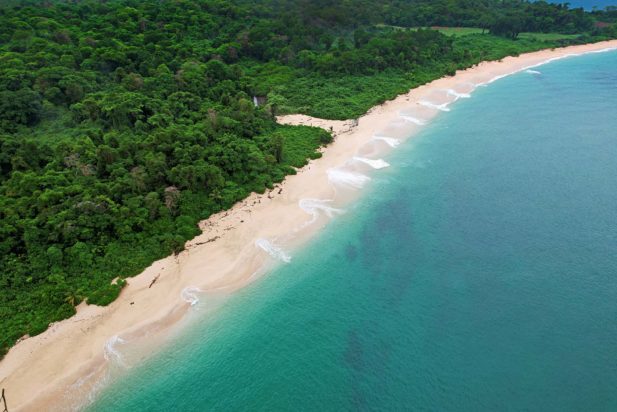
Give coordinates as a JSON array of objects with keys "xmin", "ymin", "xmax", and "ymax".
[
  {"xmin": 1, "ymin": 388, "xmax": 8, "ymax": 412},
  {"xmin": 148, "ymin": 274, "xmax": 160, "ymax": 289},
  {"xmin": 193, "ymin": 236, "xmax": 220, "ymax": 246}
]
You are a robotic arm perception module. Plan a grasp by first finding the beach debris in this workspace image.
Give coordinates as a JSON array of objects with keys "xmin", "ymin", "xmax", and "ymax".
[
  {"xmin": 194, "ymin": 236, "xmax": 220, "ymax": 246},
  {"xmin": 15, "ymin": 334, "xmax": 30, "ymax": 345},
  {"xmin": 148, "ymin": 274, "xmax": 160, "ymax": 289},
  {"xmin": 1, "ymin": 388, "xmax": 8, "ymax": 412}
]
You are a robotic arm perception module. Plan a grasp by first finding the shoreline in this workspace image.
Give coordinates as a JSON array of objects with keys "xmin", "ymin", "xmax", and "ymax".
[{"xmin": 2, "ymin": 39, "xmax": 617, "ymax": 411}]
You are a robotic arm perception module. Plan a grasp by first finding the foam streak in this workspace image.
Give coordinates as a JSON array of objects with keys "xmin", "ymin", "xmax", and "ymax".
[
  {"xmin": 103, "ymin": 335, "xmax": 126, "ymax": 367},
  {"xmin": 419, "ymin": 100, "xmax": 451, "ymax": 112},
  {"xmin": 446, "ymin": 89, "xmax": 471, "ymax": 99},
  {"xmin": 373, "ymin": 135, "xmax": 401, "ymax": 148},
  {"xmin": 255, "ymin": 238, "xmax": 292, "ymax": 263},
  {"xmin": 181, "ymin": 287, "xmax": 202, "ymax": 306},
  {"xmin": 399, "ymin": 114, "xmax": 426, "ymax": 125},
  {"xmin": 327, "ymin": 168, "xmax": 371, "ymax": 189},
  {"xmin": 352, "ymin": 157, "xmax": 390, "ymax": 169}
]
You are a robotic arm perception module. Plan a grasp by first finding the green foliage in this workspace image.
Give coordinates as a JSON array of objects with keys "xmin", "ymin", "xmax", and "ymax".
[
  {"xmin": 0, "ymin": 0, "xmax": 614, "ymax": 358},
  {"xmin": 247, "ymin": 32, "xmax": 598, "ymax": 120},
  {"xmin": 0, "ymin": 88, "xmax": 43, "ymax": 130},
  {"xmin": 87, "ymin": 280, "xmax": 125, "ymax": 306},
  {"xmin": 273, "ymin": 125, "xmax": 331, "ymax": 168}
]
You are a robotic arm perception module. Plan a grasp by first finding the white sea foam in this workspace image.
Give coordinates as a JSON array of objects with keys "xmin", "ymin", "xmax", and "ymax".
[
  {"xmin": 104, "ymin": 335, "xmax": 126, "ymax": 366},
  {"xmin": 588, "ymin": 47, "xmax": 617, "ymax": 54},
  {"xmin": 476, "ymin": 47, "xmax": 617, "ymax": 87},
  {"xmin": 181, "ymin": 287, "xmax": 201, "ymax": 306},
  {"xmin": 481, "ymin": 73, "xmax": 511, "ymax": 86},
  {"xmin": 327, "ymin": 168, "xmax": 371, "ymax": 189},
  {"xmin": 299, "ymin": 198, "xmax": 343, "ymax": 219},
  {"xmin": 399, "ymin": 114, "xmax": 426, "ymax": 125},
  {"xmin": 71, "ymin": 370, "xmax": 97, "ymax": 389},
  {"xmin": 67, "ymin": 369, "xmax": 112, "ymax": 412},
  {"xmin": 419, "ymin": 100, "xmax": 451, "ymax": 112},
  {"xmin": 446, "ymin": 89, "xmax": 471, "ymax": 99},
  {"xmin": 352, "ymin": 156, "xmax": 390, "ymax": 169},
  {"xmin": 255, "ymin": 238, "xmax": 291, "ymax": 263},
  {"xmin": 298, "ymin": 198, "xmax": 344, "ymax": 227},
  {"xmin": 373, "ymin": 135, "xmax": 401, "ymax": 147}
]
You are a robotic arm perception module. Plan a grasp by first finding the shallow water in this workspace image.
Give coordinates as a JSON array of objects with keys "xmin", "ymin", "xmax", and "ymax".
[{"xmin": 89, "ymin": 50, "xmax": 617, "ymax": 411}]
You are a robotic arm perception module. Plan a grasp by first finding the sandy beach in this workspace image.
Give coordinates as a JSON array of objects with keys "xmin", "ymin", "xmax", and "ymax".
[{"xmin": 2, "ymin": 39, "xmax": 616, "ymax": 411}]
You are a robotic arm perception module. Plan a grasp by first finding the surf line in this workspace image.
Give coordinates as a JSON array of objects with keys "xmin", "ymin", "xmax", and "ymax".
[{"xmin": 255, "ymin": 238, "xmax": 292, "ymax": 263}]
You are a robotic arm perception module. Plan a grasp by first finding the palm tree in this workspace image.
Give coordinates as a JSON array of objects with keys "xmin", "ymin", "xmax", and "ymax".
[{"xmin": 64, "ymin": 290, "xmax": 84, "ymax": 307}]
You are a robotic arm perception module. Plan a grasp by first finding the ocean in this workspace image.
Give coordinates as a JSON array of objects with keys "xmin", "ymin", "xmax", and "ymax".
[
  {"xmin": 553, "ymin": 0, "xmax": 615, "ymax": 10},
  {"xmin": 88, "ymin": 49, "xmax": 617, "ymax": 411}
]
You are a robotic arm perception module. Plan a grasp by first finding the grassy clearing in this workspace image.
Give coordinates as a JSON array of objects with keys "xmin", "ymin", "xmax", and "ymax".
[
  {"xmin": 429, "ymin": 27, "xmax": 486, "ymax": 36},
  {"xmin": 377, "ymin": 24, "xmax": 486, "ymax": 36},
  {"xmin": 378, "ymin": 25, "xmax": 583, "ymax": 41},
  {"xmin": 518, "ymin": 32, "xmax": 582, "ymax": 41}
]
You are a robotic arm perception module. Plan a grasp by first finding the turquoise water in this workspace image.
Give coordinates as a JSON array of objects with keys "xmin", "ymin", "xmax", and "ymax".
[{"xmin": 90, "ymin": 50, "xmax": 617, "ymax": 411}]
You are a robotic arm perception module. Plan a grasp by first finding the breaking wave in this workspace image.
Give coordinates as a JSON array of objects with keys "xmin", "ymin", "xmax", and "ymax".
[
  {"xmin": 299, "ymin": 198, "xmax": 343, "ymax": 219},
  {"xmin": 478, "ymin": 73, "xmax": 511, "ymax": 86},
  {"xmin": 373, "ymin": 135, "xmax": 401, "ymax": 148},
  {"xmin": 352, "ymin": 156, "xmax": 390, "ymax": 169},
  {"xmin": 298, "ymin": 198, "xmax": 344, "ymax": 227},
  {"xmin": 588, "ymin": 47, "xmax": 617, "ymax": 54},
  {"xmin": 446, "ymin": 89, "xmax": 471, "ymax": 99},
  {"xmin": 479, "ymin": 48, "xmax": 617, "ymax": 87},
  {"xmin": 419, "ymin": 100, "xmax": 451, "ymax": 112},
  {"xmin": 399, "ymin": 114, "xmax": 426, "ymax": 125},
  {"xmin": 104, "ymin": 335, "xmax": 126, "ymax": 367},
  {"xmin": 181, "ymin": 287, "xmax": 201, "ymax": 306},
  {"xmin": 255, "ymin": 238, "xmax": 292, "ymax": 263},
  {"xmin": 327, "ymin": 168, "xmax": 371, "ymax": 189}
]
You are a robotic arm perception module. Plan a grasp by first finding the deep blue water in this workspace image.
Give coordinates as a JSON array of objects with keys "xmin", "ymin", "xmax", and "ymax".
[
  {"xmin": 547, "ymin": 0, "xmax": 615, "ymax": 10},
  {"xmin": 90, "ymin": 50, "xmax": 617, "ymax": 411}
]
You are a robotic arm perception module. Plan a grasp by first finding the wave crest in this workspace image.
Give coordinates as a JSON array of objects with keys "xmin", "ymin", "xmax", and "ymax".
[
  {"xmin": 419, "ymin": 100, "xmax": 451, "ymax": 112},
  {"xmin": 399, "ymin": 114, "xmax": 426, "ymax": 125},
  {"xmin": 446, "ymin": 89, "xmax": 471, "ymax": 99},
  {"xmin": 327, "ymin": 168, "xmax": 371, "ymax": 189},
  {"xmin": 373, "ymin": 135, "xmax": 401, "ymax": 148},
  {"xmin": 352, "ymin": 157, "xmax": 390, "ymax": 169}
]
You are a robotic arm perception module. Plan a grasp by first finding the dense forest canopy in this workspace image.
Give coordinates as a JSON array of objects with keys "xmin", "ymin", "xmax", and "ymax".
[{"xmin": 0, "ymin": 0, "xmax": 615, "ymax": 358}]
